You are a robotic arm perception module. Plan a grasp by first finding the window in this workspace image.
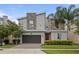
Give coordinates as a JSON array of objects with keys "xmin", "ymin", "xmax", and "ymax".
[
  {"xmin": 29, "ymin": 20, "xmax": 33, "ymax": 24},
  {"xmin": 58, "ymin": 33, "xmax": 61, "ymax": 40},
  {"xmin": 29, "ymin": 20, "xmax": 34, "ymax": 29}
]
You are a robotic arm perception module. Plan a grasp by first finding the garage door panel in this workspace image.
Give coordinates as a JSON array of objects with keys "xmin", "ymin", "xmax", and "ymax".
[{"xmin": 22, "ymin": 35, "xmax": 41, "ymax": 43}]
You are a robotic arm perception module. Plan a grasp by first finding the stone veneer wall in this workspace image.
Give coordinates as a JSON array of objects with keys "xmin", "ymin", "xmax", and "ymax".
[{"xmin": 27, "ymin": 13, "xmax": 36, "ymax": 30}]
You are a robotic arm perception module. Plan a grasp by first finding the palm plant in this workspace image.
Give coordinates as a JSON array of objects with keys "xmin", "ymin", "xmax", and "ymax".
[
  {"xmin": 47, "ymin": 7, "xmax": 65, "ymax": 29},
  {"xmin": 54, "ymin": 6, "xmax": 65, "ymax": 29},
  {"xmin": 47, "ymin": 13, "xmax": 56, "ymax": 29},
  {"xmin": 60, "ymin": 5, "xmax": 79, "ymax": 31}
]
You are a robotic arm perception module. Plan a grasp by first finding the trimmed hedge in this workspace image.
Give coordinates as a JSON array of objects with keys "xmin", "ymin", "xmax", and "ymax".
[{"xmin": 45, "ymin": 40, "xmax": 73, "ymax": 45}]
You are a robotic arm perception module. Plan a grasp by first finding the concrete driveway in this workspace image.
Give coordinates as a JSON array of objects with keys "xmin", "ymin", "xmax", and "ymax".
[
  {"xmin": 0, "ymin": 44, "xmax": 46, "ymax": 54},
  {"xmin": 15, "ymin": 44, "xmax": 41, "ymax": 49}
]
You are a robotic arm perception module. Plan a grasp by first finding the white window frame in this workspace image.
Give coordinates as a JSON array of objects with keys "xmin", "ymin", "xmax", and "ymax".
[
  {"xmin": 29, "ymin": 20, "xmax": 33, "ymax": 24},
  {"xmin": 29, "ymin": 20, "xmax": 34, "ymax": 29}
]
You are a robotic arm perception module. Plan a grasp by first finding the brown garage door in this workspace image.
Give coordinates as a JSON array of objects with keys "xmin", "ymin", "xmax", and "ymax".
[{"xmin": 22, "ymin": 35, "xmax": 41, "ymax": 43}]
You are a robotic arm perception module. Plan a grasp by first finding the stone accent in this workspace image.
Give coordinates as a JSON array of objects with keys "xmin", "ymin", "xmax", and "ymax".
[{"xmin": 27, "ymin": 13, "xmax": 36, "ymax": 30}]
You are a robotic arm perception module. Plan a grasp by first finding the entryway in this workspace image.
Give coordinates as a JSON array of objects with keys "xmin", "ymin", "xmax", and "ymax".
[{"xmin": 45, "ymin": 32, "xmax": 51, "ymax": 40}]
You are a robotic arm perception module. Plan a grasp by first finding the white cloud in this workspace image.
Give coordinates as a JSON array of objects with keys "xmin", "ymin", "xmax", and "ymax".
[
  {"xmin": 0, "ymin": 9, "xmax": 18, "ymax": 24},
  {"xmin": 7, "ymin": 17, "xmax": 18, "ymax": 24},
  {"xmin": 0, "ymin": 11, "xmax": 7, "ymax": 17}
]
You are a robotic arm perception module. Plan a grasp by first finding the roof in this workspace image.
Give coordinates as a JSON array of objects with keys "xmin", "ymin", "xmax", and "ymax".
[
  {"xmin": 36, "ymin": 12, "xmax": 46, "ymax": 16},
  {"xmin": 17, "ymin": 17, "xmax": 26, "ymax": 20},
  {"xmin": 18, "ymin": 12, "xmax": 46, "ymax": 20}
]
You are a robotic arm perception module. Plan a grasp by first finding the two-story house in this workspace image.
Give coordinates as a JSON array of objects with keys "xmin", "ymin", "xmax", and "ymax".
[{"xmin": 18, "ymin": 12, "xmax": 67, "ymax": 44}]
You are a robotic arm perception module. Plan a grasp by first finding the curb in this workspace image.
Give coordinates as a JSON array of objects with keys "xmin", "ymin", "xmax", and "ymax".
[{"xmin": 0, "ymin": 48, "xmax": 3, "ymax": 51}]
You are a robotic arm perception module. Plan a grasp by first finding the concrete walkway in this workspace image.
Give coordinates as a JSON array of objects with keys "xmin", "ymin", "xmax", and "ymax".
[{"xmin": 0, "ymin": 49, "xmax": 46, "ymax": 54}]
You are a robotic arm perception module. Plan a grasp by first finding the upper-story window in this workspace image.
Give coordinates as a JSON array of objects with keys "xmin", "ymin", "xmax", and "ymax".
[
  {"xmin": 29, "ymin": 20, "xmax": 33, "ymax": 24},
  {"xmin": 29, "ymin": 20, "xmax": 34, "ymax": 29}
]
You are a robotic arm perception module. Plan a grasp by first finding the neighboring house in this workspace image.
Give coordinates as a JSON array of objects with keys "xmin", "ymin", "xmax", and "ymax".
[
  {"xmin": 0, "ymin": 16, "xmax": 8, "ymax": 25},
  {"xmin": 18, "ymin": 12, "xmax": 67, "ymax": 44},
  {"xmin": 67, "ymin": 24, "xmax": 79, "ymax": 43},
  {"xmin": 0, "ymin": 16, "xmax": 13, "ymax": 43}
]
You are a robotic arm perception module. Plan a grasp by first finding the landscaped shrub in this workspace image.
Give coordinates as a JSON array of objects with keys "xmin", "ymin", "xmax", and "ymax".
[
  {"xmin": 17, "ymin": 39, "xmax": 20, "ymax": 44},
  {"xmin": 0, "ymin": 38, "xmax": 4, "ymax": 46},
  {"xmin": 4, "ymin": 39, "xmax": 9, "ymax": 44},
  {"xmin": 13, "ymin": 39, "xmax": 20, "ymax": 44},
  {"xmin": 45, "ymin": 40, "xmax": 73, "ymax": 45},
  {"xmin": 13, "ymin": 39, "xmax": 16, "ymax": 44}
]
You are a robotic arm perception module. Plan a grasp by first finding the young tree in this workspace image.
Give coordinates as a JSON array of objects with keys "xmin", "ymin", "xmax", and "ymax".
[
  {"xmin": 7, "ymin": 20, "xmax": 22, "ymax": 44},
  {"xmin": 0, "ymin": 25, "xmax": 4, "ymax": 45},
  {"xmin": 0, "ymin": 20, "xmax": 22, "ymax": 44},
  {"xmin": 54, "ymin": 6, "xmax": 65, "ymax": 29}
]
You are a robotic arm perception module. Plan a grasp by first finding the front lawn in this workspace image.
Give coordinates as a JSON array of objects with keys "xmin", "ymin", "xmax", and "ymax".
[
  {"xmin": 0, "ymin": 44, "xmax": 15, "ymax": 48},
  {"xmin": 43, "ymin": 50, "xmax": 79, "ymax": 54},
  {"xmin": 42, "ymin": 45, "xmax": 79, "ymax": 49}
]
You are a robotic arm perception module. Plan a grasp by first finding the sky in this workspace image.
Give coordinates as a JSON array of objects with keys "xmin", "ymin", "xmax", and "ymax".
[{"xmin": 0, "ymin": 4, "xmax": 79, "ymax": 23}]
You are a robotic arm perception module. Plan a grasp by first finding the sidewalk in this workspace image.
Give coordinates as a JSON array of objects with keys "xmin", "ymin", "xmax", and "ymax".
[{"xmin": 0, "ymin": 49, "xmax": 46, "ymax": 54}]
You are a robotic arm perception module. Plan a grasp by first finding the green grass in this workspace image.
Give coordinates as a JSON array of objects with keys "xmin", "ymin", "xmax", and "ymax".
[
  {"xmin": 42, "ymin": 45, "xmax": 79, "ymax": 49},
  {"xmin": 0, "ymin": 44, "xmax": 15, "ymax": 48},
  {"xmin": 43, "ymin": 50, "xmax": 79, "ymax": 54}
]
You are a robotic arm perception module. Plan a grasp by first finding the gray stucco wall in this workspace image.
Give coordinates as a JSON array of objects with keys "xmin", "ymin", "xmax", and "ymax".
[
  {"xmin": 36, "ymin": 13, "xmax": 46, "ymax": 30},
  {"xmin": 19, "ymin": 18, "xmax": 27, "ymax": 31},
  {"xmin": 51, "ymin": 30, "xmax": 67, "ymax": 40},
  {"xmin": 18, "ymin": 13, "xmax": 46, "ymax": 31}
]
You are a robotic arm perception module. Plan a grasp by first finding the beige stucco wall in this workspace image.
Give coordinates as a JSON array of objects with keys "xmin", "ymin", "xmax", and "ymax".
[{"xmin": 68, "ymin": 31, "xmax": 79, "ymax": 43}]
